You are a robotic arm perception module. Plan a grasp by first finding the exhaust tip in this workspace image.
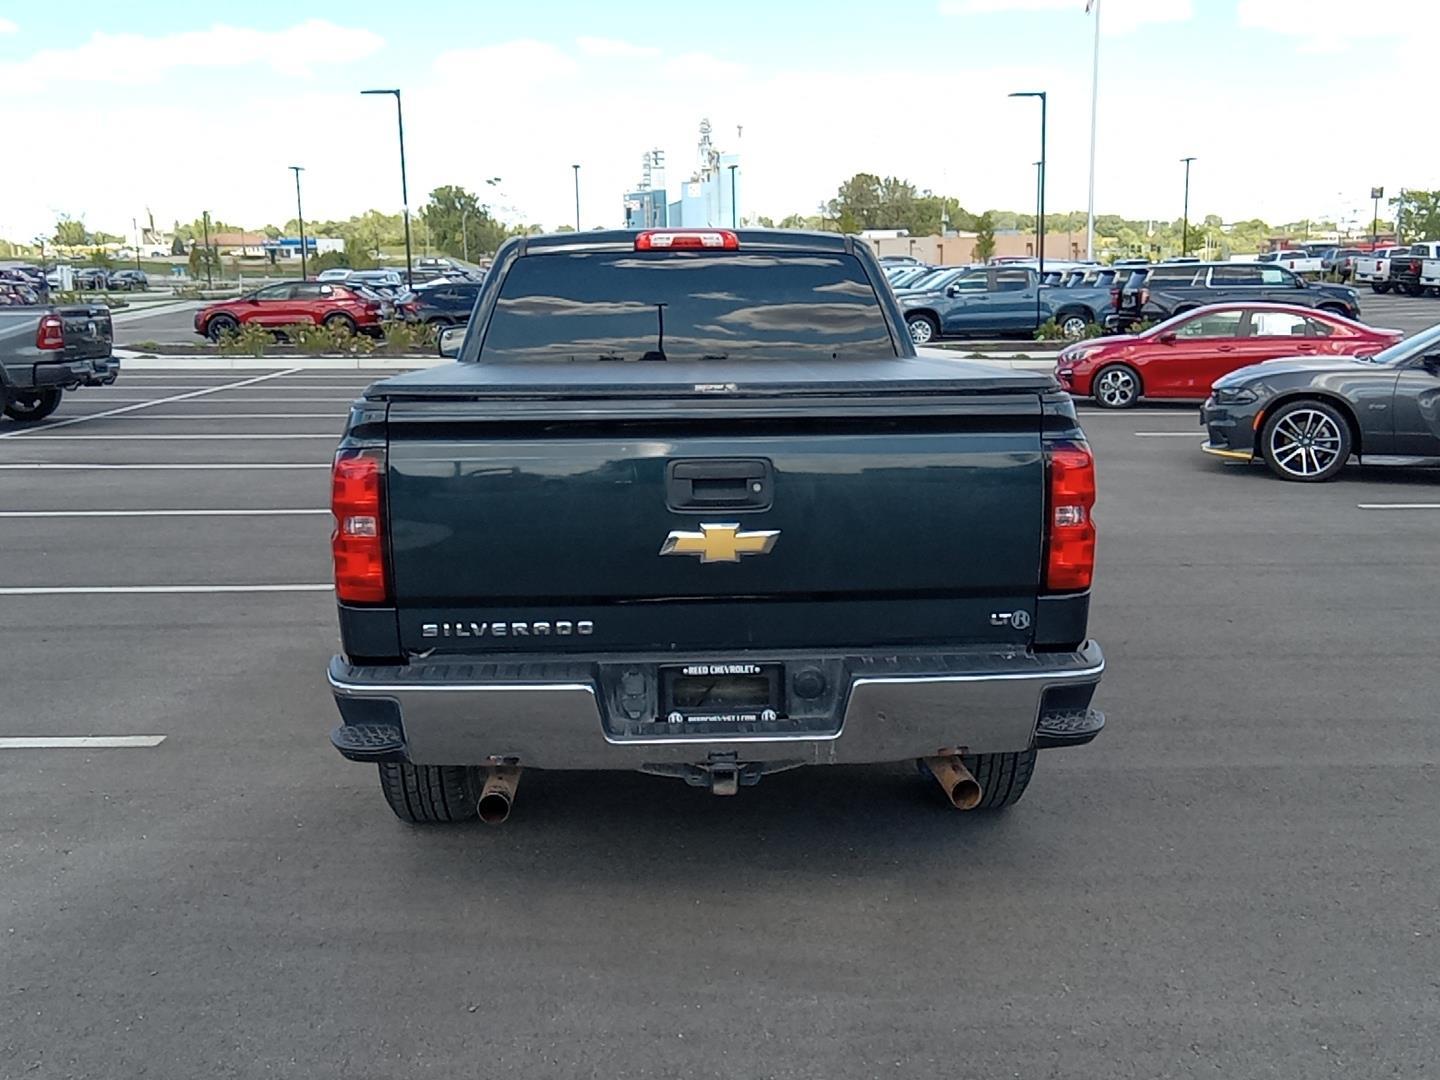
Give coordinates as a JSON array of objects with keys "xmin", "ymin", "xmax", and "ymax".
[
  {"xmin": 476, "ymin": 764, "xmax": 521, "ymax": 825},
  {"xmin": 923, "ymin": 755, "xmax": 984, "ymax": 811},
  {"xmin": 477, "ymin": 791, "xmax": 512, "ymax": 825},
  {"xmin": 947, "ymin": 778, "xmax": 982, "ymax": 811}
]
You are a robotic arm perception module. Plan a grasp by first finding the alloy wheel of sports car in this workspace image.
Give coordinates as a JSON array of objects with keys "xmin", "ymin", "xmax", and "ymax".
[
  {"xmin": 1261, "ymin": 401, "xmax": 1351, "ymax": 482},
  {"xmin": 1093, "ymin": 364, "xmax": 1140, "ymax": 409}
]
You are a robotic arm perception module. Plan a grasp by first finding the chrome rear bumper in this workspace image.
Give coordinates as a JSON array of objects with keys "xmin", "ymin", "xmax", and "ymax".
[{"xmin": 328, "ymin": 642, "xmax": 1105, "ymax": 769}]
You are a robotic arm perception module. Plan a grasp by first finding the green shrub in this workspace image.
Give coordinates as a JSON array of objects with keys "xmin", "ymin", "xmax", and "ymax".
[
  {"xmin": 375, "ymin": 319, "xmax": 438, "ymax": 356},
  {"xmin": 216, "ymin": 323, "xmax": 274, "ymax": 357},
  {"xmin": 278, "ymin": 322, "xmax": 377, "ymax": 356}
]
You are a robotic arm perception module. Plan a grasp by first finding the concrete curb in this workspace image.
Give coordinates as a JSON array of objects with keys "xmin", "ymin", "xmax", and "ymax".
[{"xmin": 114, "ymin": 353, "xmax": 447, "ymax": 371}]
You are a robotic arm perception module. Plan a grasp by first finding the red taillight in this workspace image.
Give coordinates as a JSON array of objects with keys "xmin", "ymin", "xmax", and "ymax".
[
  {"xmin": 36, "ymin": 314, "xmax": 64, "ymax": 350},
  {"xmin": 331, "ymin": 451, "xmax": 387, "ymax": 604},
  {"xmin": 1045, "ymin": 444, "xmax": 1097, "ymax": 592},
  {"xmin": 635, "ymin": 229, "xmax": 739, "ymax": 251},
  {"xmin": 1109, "ymin": 287, "xmax": 1121, "ymax": 307}
]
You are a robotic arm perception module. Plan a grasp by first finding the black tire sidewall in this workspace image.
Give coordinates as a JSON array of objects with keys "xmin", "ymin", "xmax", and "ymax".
[
  {"xmin": 1260, "ymin": 400, "xmax": 1351, "ymax": 482},
  {"xmin": 3, "ymin": 387, "xmax": 62, "ymax": 422},
  {"xmin": 324, "ymin": 314, "xmax": 357, "ymax": 333},
  {"xmin": 207, "ymin": 315, "xmax": 237, "ymax": 340}
]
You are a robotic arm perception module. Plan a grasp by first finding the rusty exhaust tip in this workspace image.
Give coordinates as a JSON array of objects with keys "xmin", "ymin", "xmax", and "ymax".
[
  {"xmin": 477, "ymin": 765, "xmax": 520, "ymax": 825},
  {"xmin": 923, "ymin": 755, "xmax": 983, "ymax": 810}
]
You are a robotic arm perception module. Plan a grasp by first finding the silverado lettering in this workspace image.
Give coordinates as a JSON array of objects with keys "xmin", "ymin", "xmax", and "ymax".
[
  {"xmin": 327, "ymin": 227, "xmax": 1106, "ymax": 825},
  {"xmin": 421, "ymin": 621, "xmax": 595, "ymax": 638}
]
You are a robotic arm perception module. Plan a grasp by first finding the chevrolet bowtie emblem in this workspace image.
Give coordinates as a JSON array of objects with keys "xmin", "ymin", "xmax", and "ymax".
[{"xmin": 659, "ymin": 523, "xmax": 780, "ymax": 564}]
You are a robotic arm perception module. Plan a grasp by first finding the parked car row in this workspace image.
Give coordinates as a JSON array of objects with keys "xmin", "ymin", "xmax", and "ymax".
[
  {"xmin": 1056, "ymin": 303, "xmax": 1400, "ymax": 408},
  {"xmin": 192, "ymin": 276, "xmax": 485, "ymax": 340},
  {"xmin": 1352, "ymin": 242, "xmax": 1440, "ymax": 296},
  {"xmin": 890, "ymin": 258, "xmax": 1360, "ymax": 344}
]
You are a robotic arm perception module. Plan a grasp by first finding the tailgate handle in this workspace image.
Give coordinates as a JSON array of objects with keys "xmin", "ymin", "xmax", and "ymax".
[{"xmin": 667, "ymin": 459, "xmax": 772, "ymax": 511}]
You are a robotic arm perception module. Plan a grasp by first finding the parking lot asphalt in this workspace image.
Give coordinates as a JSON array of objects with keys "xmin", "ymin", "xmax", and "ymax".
[
  {"xmin": 2, "ymin": 369, "xmax": 1438, "ymax": 1079},
  {"xmin": 1350, "ymin": 288, "xmax": 1440, "ymax": 335},
  {"xmin": 111, "ymin": 301, "xmax": 204, "ymax": 345}
]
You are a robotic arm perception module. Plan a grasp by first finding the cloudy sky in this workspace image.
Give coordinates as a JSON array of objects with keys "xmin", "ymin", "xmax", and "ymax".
[{"xmin": 0, "ymin": 0, "xmax": 1434, "ymax": 242}]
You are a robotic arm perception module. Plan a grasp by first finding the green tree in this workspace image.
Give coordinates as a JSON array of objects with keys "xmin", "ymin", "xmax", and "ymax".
[
  {"xmin": 974, "ymin": 212, "xmax": 996, "ymax": 261},
  {"xmin": 342, "ymin": 237, "xmax": 377, "ymax": 270},
  {"xmin": 1394, "ymin": 190, "xmax": 1440, "ymax": 241},
  {"xmin": 187, "ymin": 243, "xmax": 220, "ymax": 280},
  {"xmin": 417, "ymin": 185, "xmax": 507, "ymax": 260},
  {"xmin": 53, "ymin": 216, "xmax": 89, "ymax": 246},
  {"xmin": 170, "ymin": 234, "xmax": 186, "ymax": 256},
  {"xmin": 90, "ymin": 248, "xmax": 116, "ymax": 269},
  {"xmin": 827, "ymin": 173, "xmax": 883, "ymax": 230}
]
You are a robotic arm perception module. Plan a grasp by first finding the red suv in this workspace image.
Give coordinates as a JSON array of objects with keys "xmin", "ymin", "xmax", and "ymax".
[{"xmin": 194, "ymin": 281, "xmax": 383, "ymax": 340}]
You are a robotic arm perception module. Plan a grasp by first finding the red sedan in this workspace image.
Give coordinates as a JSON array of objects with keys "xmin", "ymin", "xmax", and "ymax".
[
  {"xmin": 1056, "ymin": 303, "xmax": 1402, "ymax": 409},
  {"xmin": 194, "ymin": 281, "xmax": 384, "ymax": 341}
]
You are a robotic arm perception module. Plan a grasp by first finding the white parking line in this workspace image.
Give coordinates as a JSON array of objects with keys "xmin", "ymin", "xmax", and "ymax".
[
  {"xmin": 0, "ymin": 736, "xmax": 167, "ymax": 749},
  {"xmin": 71, "ymin": 413, "xmax": 344, "ymax": 420},
  {"xmin": 11, "ymin": 433, "xmax": 338, "ymax": 441},
  {"xmin": 0, "ymin": 368, "xmax": 302, "ymax": 438},
  {"xmin": 1357, "ymin": 503, "xmax": 1440, "ymax": 510},
  {"xmin": 0, "ymin": 509, "xmax": 329, "ymax": 518},
  {"xmin": 1133, "ymin": 432, "xmax": 1205, "ymax": 437},
  {"xmin": 0, "ymin": 584, "xmax": 334, "ymax": 595},
  {"xmin": 0, "ymin": 463, "xmax": 328, "ymax": 470}
]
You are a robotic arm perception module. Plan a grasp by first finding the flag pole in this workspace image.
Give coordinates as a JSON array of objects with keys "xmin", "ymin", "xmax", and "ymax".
[{"xmin": 1086, "ymin": 0, "xmax": 1101, "ymax": 261}]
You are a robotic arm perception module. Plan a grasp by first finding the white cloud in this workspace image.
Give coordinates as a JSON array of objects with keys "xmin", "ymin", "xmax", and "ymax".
[
  {"xmin": 1236, "ymin": 0, "xmax": 1440, "ymax": 61},
  {"xmin": 576, "ymin": 36, "xmax": 659, "ymax": 58},
  {"xmin": 433, "ymin": 40, "xmax": 578, "ymax": 86},
  {"xmin": 940, "ymin": 0, "xmax": 1193, "ymax": 35},
  {"xmin": 660, "ymin": 51, "xmax": 747, "ymax": 82},
  {"xmin": 0, "ymin": 19, "xmax": 383, "ymax": 84},
  {"xmin": 0, "ymin": 17, "xmax": 18, "ymax": 34}
]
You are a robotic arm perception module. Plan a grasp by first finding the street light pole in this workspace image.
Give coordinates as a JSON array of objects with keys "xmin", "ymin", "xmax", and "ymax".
[
  {"xmin": 1180, "ymin": 157, "xmax": 1196, "ymax": 257},
  {"xmin": 461, "ymin": 205, "xmax": 469, "ymax": 262},
  {"xmin": 1370, "ymin": 186, "xmax": 1384, "ymax": 247},
  {"xmin": 132, "ymin": 217, "xmax": 142, "ymax": 272},
  {"xmin": 201, "ymin": 210, "xmax": 213, "ymax": 289},
  {"xmin": 361, "ymin": 89, "xmax": 413, "ymax": 289},
  {"xmin": 289, "ymin": 165, "xmax": 307, "ymax": 280},
  {"xmin": 1009, "ymin": 91, "xmax": 1047, "ymax": 325},
  {"xmin": 1086, "ymin": 0, "xmax": 1101, "ymax": 260},
  {"xmin": 728, "ymin": 163, "xmax": 738, "ymax": 228},
  {"xmin": 572, "ymin": 164, "xmax": 581, "ymax": 231},
  {"xmin": 1033, "ymin": 161, "xmax": 1042, "ymax": 259}
]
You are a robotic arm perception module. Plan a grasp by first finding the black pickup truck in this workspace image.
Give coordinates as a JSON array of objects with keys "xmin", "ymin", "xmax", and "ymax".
[
  {"xmin": 326, "ymin": 229, "xmax": 1105, "ymax": 824},
  {"xmin": 0, "ymin": 303, "xmax": 119, "ymax": 422}
]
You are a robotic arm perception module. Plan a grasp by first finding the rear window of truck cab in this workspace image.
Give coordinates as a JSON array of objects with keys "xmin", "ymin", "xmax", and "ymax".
[{"xmin": 476, "ymin": 251, "xmax": 896, "ymax": 362}]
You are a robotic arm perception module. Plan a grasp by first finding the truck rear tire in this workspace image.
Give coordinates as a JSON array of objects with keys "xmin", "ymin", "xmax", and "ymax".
[
  {"xmin": 377, "ymin": 763, "xmax": 478, "ymax": 824},
  {"xmin": 961, "ymin": 751, "xmax": 1037, "ymax": 809},
  {"xmin": 1371, "ymin": 282, "xmax": 1390, "ymax": 294},
  {"xmin": 3, "ymin": 387, "xmax": 62, "ymax": 423}
]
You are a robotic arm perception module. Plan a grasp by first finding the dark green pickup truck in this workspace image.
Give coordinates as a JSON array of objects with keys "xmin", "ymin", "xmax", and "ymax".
[{"xmin": 326, "ymin": 229, "xmax": 1105, "ymax": 824}]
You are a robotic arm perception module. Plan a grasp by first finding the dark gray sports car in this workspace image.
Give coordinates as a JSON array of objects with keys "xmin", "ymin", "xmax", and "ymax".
[{"xmin": 1201, "ymin": 322, "xmax": 1440, "ymax": 481}]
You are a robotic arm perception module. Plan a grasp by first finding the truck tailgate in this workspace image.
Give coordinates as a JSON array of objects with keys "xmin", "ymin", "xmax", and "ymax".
[
  {"xmin": 56, "ymin": 304, "xmax": 113, "ymax": 362},
  {"xmin": 382, "ymin": 390, "xmax": 1046, "ymax": 654}
]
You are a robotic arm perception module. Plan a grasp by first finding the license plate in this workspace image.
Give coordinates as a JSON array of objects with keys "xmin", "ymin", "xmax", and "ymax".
[{"xmin": 659, "ymin": 663, "xmax": 783, "ymax": 724}]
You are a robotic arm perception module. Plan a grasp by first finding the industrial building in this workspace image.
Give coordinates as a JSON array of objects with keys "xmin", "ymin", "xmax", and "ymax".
[{"xmin": 622, "ymin": 120, "xmax": 741, "ymax": 230}]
